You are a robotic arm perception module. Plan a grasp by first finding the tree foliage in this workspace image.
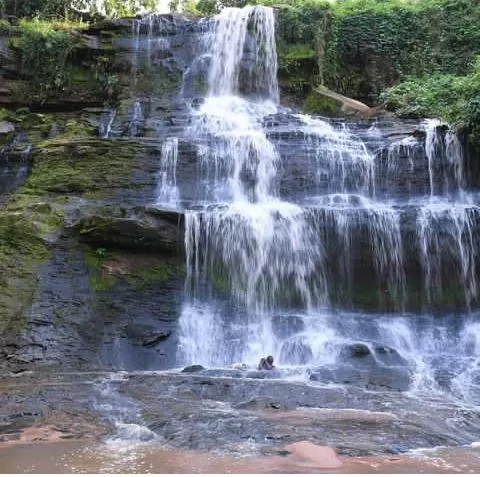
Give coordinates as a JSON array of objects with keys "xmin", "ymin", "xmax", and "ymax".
[
  {"xmin": 382, "ymin": 58, "xmax": 480, "ymax": 142},
  {"xmin": 0, "ymin": 0, "xmax": 159, "ymax": 19},
  {"xmin": 273, "ymin": 0, "xmax": 480, "ymax": 103},
  {"xmin": 16, "ymin": 19, "xmax": 76, "ymax": 100}
]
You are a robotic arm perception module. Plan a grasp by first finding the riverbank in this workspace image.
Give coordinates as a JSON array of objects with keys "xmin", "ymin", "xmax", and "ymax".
[
  {"xmin": 1, "ymin": 437, "xmax": 480, "ymax": 473},
  {"xmin": 2, "ymin": 370, "xmax": 480, "ymax": 471}
]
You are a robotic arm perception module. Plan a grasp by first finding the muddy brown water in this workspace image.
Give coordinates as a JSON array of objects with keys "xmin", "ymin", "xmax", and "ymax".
[{"xmin": 1, "ymin": 439, "xmax": 480, "ymax": 473}]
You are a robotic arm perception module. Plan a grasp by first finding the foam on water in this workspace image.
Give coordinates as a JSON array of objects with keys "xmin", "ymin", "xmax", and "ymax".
[
  {"xmin": 294, "ymin": 114, "xmax": 375, "ymax": 195},
  {"xmin": 190, "ymin": 96, "xmax": 279, "ymax": 202},
  {"xmin": 93, "ymin": 374, "xmax": 157, "ymax": 447}
]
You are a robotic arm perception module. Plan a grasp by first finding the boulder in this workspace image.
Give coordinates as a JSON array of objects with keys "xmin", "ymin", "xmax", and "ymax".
[
  {"xmin": 279, "ymin": 336, "xmax": 313, "ymax": 365},
  {"xmin": 345, "ymin": 343, "xmax": 371, "ymax": 358},
  {"xmin": 340, "ymin": 342, "xmax": 408, "ymax": 367},
  {"xmin": 373, "ymin": 345, "xmax": 409, "ymax": 367},
  {"xmin": 70, "ymin": 206, "xmax": 184, "ymax": 254},
  {"xmin": 182, "ymin": 365, "xmax": 205, "ymax": 373},
  {"xmin": 309, "ymin": 364, "xmax": 412, "ymax": 392},
  {"xmin": 272, "ymin": 314, "xmax": 305, "ymax": 340}
]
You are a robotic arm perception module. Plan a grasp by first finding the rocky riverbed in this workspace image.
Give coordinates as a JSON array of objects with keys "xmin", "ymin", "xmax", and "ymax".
[{"xmin": 2, "ymin": 369, "xmax": 480, "ymax": 468}]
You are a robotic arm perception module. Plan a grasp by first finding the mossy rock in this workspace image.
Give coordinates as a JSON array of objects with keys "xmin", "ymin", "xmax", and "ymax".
[
  {"xmin": 303, "ymin": 91, "xmax": 339, "ymax": 116},
  {"xmin": 0, "ymin": 135, "xmax": 154, "ymax": 331},
  {"xmin": 0, "ymin": 211, "xmax": 53, "ymax": 333},
  {"xmin": 71, "ymin": 206, "xmax": 184, "ymax": 254},
  {"xmin": 83, "ymin": 246, "xmax": 185, "ymax": 292},
  {"xmin": 23, "ymin": 138, "xmax": 149, "ymax": 197}
]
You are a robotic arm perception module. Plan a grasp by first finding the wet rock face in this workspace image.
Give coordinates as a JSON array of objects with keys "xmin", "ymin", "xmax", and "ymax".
[
  {"xmin": 346, "ymin": 343, "xmax": 370, "ymax": 358},
  {"xmin": 0, "ymin": 132, "xmax": 186, "ymax": 373},
  {"xmin": 279, "ymin": 336, "xmax": 313, "ymax": 365},
  {"xmin": 272, "ymin": 315, "xmax": 305, "ymax": 340},
  {"xmin": 308, "ymin": 342, "xmax": 412, "ymax": 392},
  {"xmin": 1, "ymin": 371, "xmax": 479, "ymax": 456},
  {"xmin": 71, "ymin": 206, "xmax": 184, "ymax": 254},
  {"xmin": 0, "ymin": 11, "xmax": 201, "ymax": 373},
  {"xmin": 309, "ymin": 365, "xmax": 412, "ymax": 392},
  {"xmin": 107, "ymin": 372, "xmax": 480, "ymax": 454},
  {"xmin": 182, "ymin": 365, "xmax": 205, "ymax": 373}
]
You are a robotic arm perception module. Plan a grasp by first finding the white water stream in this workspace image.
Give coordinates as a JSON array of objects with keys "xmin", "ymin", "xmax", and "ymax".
[{"xmin": 125, "ymin": 6, "xmax": 480, "ymax": 405}]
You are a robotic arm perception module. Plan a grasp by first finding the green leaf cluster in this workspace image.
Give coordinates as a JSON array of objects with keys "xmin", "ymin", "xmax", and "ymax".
[
  {"xmin": 325, "ymin": 0, "xmax": 480, "ymax": 102},
  {"xmin": 0, "ymin": 0, "xmax": 160, "ymax": 20},
  {"xmin": 271, "ymin": 0, "xmax": 480, "ymax": 102},
  {"xmin": 382, "ymin": 59, "xmax": 480, "ymax": 142},
  {"xmin": 15, "ymin": 19, "xmax": 77, "ymax": 101},
  {"xmin": 195, "ymin": 0, "xmax": 248, "ymax": 15}
]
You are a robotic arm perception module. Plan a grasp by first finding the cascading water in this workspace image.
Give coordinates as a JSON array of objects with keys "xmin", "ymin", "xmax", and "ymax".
[
  {"xmin": 132, "ymin": 6, "xmax": 480, "ymax": 405},
  {"xmin": 205, "ymin": 6, "xmax": 278, "ymax": 101},
  {"xmin": 177, "ymin": 6, "xmax": 413, "ymax": 367},
  {"xmin": 418, "ymin": 203, "xmax": 479, "ymax": 308},
  {"xmin": 156, "ymin": 137, "xmax": 179, "ymax": 207}
]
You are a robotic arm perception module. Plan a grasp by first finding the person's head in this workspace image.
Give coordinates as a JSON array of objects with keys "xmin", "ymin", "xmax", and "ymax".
[{"xmin": 266, "ymin": 355, "xmax": 274, "ymax": 365}]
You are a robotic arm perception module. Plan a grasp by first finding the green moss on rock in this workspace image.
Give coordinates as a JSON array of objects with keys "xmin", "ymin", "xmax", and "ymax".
[
  {"xmin": 83, "ymin": 246, "xmax": 184, "ymax": 292},
  {"xmin": 0, "ymin": 133, "xmax": 153, "ymax": 330},
  {"xmin": 0, "ymin": 211, "xmax": 52, "ymax": 332},
  {"xmin": 303, "ymin": 91, "xmax": 338, "ymax": 115},
  {"xmin": 22, "ymin": 138, "xmax": 148, "ymax": 198}
]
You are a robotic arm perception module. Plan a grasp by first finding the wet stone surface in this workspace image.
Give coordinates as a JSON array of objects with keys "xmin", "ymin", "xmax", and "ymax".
[{"xmin": 1, "ymin": 371, "xmax": 479, "ymax": 458}]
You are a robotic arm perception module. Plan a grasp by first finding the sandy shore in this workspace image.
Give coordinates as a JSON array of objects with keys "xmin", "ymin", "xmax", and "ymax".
[{"xmin": 1, "ymin": 429, "xmax": 480, "ymax": 473}]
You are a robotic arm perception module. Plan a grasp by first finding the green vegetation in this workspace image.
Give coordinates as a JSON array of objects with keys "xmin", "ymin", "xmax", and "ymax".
[
  {"xmin": 0, "ymin": 133, "xmax": 153, "ymax": 327},
  {"xmin": 13, "ymin": 20, "xmax": 77, "ymax": 101},
  {"xmin": 20, "ymin": 137, "xmax": 149, "ymax": 198},
  {"xmin": 0, "ymin": 194, "xmax": 63, "ymax": 332},
  {"xmin": 0, "ymin": 212, "xmax": 51, "ymax": 332},
  {"xmin": 5, "ymin": 19, "xmax": 122, "ymax": 103},
  {"xmin": 194, "ymin": 0, "xmax": 247, "ymax": 15},
  {"xmin": 262, "ymin": 0, "xmax": 480, "ymax": 143},
  {"xmin": 303, "ymin": 90, "xmax": 337, "ymax": 115},
  {"xmin": 0, "ymin": 0, "xmax": 159, "ymax": 19},
  {"xmin": 382, "ymin": 62, "xmax": 480, "ymax": 142},
  {"xmin": 271, "ymin": 0, "xmax": 480, "ymax": 101}
]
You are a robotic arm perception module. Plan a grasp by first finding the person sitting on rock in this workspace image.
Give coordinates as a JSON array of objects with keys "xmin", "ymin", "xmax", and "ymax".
[{"xmin": 258, "ymin": 355, "xmax": 275, "ymax": 370}]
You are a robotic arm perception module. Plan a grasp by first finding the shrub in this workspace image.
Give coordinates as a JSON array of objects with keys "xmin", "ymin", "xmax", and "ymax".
[
  {"xmin": 382, "ymin": 57, "xmax": 480, "ymax": 141},
  {"xmin": 16, "ymin": 20, "xmax": 76, "ymax": 101}
]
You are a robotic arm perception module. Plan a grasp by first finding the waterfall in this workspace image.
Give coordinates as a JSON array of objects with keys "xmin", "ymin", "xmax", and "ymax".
[
  {"xmin": 205, "ymin": 6, "xmax": 279, "ymax": 101},
  {"xmin": 185, "ymin": 202, "xmax": 328, "ymax": 313},
  {"xmin": 156, "ymin": 137, "xmax": 179, "ymax": 207},
  {"xmin": 99, "ymin": 108, "xmax": 117, "ymax": 139},
  {"xmin": 424, "ymin": 118, "xmax": 441, "ymax": 197},
  {"xmin": 423, "ymin": 118, "xmax": 466, "ymax": 197},
  {"xmin": 177, "ymin": 6, "xmax": 412, "ymax": 366},
  {"xmin": 418, "ymin": 203, "xmax": 479, "ymax": 309},
  {"xmin": 130, "ymin": 5, "xmax": 479, "ymax": 388},
  {"xmin": 293, "ymin": 115, "xmax": 375, "ymax": 196}
]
